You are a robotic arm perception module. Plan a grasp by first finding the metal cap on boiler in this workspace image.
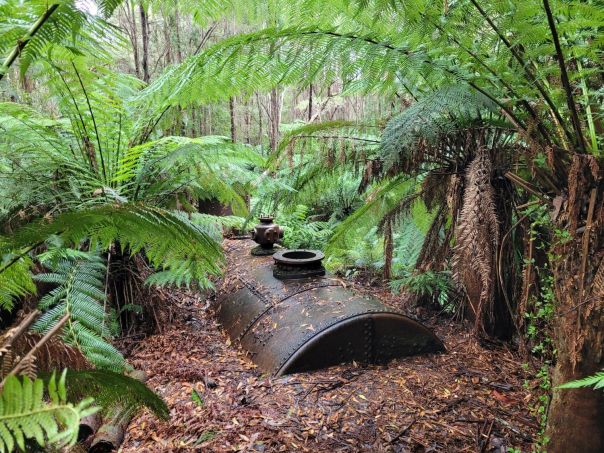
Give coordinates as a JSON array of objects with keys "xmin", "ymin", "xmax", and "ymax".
[
  {"xmin": 251, "ymin": 215, "xmax": 284, "ymax": 256},
  {"xmin": 273, "ymin": 249, "xmax": 326, "ymax": 280}
]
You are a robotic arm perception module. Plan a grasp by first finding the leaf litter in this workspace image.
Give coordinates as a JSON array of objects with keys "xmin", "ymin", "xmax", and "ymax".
[{"xmin": 121, "ymin": 270, "xmax": 538, "ymax": 452}]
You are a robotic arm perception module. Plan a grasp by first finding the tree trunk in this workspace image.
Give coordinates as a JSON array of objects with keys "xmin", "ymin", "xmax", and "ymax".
[
  {"xmin": 127, "ymin": 1, "xmax": 141, "ymax": 78},
  {"xmin": 308, "ymin": 83, "xmax": 313, "ymax": 121},
  {"xmin": 139, "ymin": 3, "xmax": 150, "ymax": 83},
  {"xmin": 244, "ymin": 98, "xmax": 251, "ymax": 144},
  {"xmin": 229, "ymin": 96, "xmax": 237, "ymax": 143},
  {"xmin": 268, "ymin": 88, "xmax": 282, "ymax": 152},
  {"xmin": 256, "ymin": 92, "xmax": 263, "ymax": 147},
  {"xmin": 174, "ymin": 3, "xmax": 183, "ymax": 63},
  {"xmin": 162, "ymin": 11, "xmax": 172, "ymax": 66},
  {"xmin": 547, "ymin": 155, "xmax": 603, "ymax": 452},
  {"xmin": 383, "ymin": 218, "xmax": 393, "ymax": 280}
]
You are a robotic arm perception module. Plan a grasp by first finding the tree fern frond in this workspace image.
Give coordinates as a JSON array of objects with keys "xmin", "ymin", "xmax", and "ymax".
[
  {"xmin": 0, "ymin": 370, "xmax": 97, "ymax": 453},
  {"xmin": 190, "ymin": 213, "xmax": 246, "ymax": 242},
  {"xmin": 0, "ymin": 0, "xmax": 124, "ymax": 80},
  {"xmin": 271, "ymin": 120, "xmax": 381, "ymax": 166},
  {"xmin": 326, "ymin": 175, "xmax": 420, "ymax": 253},
  {"xmin": 138, "ymin": 25, "xmax": 432, "ymax": 109},
  {"xmin": 558, "ymin": 370, "xmax": 604, "ymax": 391},
  {"xmin": 6, "ymin": 205, "xmax": 223, "ymax": 285},
  {"xmin": 32, "ymin": 251, "xmax": 125, "ymax": 371},
  {"xmin": 381, "ymin": 84, "xmax": 501, "ymax": 173},
  {"xmin": 57, "ymin": 369, "xmax": 169, "ymax": 420},
  {"xmin": 0, "ymin": 252, "xmax": 35, "ymax": 312}
]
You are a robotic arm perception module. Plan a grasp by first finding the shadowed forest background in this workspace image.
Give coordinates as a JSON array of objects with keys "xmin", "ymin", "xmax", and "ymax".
[{"xmin": 0, "ymin": 1, "xmax": 602, "ymax": 452}]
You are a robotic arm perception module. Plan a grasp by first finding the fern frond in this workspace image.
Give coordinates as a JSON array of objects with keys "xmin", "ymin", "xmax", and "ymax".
[
  {"xmin": 0, "ymin": 370, "xmax": 97, "ymax": 452},
  {"xmin": 138, "ymin": 25, "xmax": 433, "ymax": 109},
  {"xmin": 58, "ymin": 369, "xmax": 169, "ymax": 420},
  {"xmin": 381, "ymin": 84, "xmax": 501, "ymax": 174},
  {"xmin": 6, "ymin": 205, "xmax": 223, "ymax": 286},
  {"xmin": 0, "ymin": 252, "xmax": 35, "ymax": 312},
  {"xmin": 280, "ymin": 205, "xmax": 333, "ymax": 249},
  {"xmin": 32, "ymin": 251, "xmax": 125, "ymax": 371},
  {"xmin": 271, "ymin": 120, "xmax": 381, "ymax": 166},
  {"xmin": 557, "ymin": 370, "xmax": 604, "ymax": 391},
  {"xmin": 326, "ymin": 175, "xmax": 420, "ymax": 253},
  {"xmin": 0, "ymin": 0, "xmax": 123, "ymax": 79}
]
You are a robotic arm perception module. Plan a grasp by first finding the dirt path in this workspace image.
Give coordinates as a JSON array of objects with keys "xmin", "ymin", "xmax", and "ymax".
[{"xmin": 120, "ymin": 280, "xmax": 538, "ymax": 452}]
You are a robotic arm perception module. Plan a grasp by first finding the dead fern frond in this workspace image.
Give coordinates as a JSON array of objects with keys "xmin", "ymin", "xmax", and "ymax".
[
  {"xmin": 452, "ymin": 149, "xmax": 500, "ymax": 335},
  {"xmin": 15, "ymin": 333, "xmax": 88, "ymax": 373}
]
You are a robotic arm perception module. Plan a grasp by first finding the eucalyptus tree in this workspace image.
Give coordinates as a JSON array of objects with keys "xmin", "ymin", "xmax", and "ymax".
[{"xmin": 142, "ymin": 0, "xmax": 604, "ymax": 450}]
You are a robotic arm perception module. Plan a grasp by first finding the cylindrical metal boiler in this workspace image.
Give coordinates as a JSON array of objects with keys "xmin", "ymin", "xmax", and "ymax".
[{"xmin": 217, "ymin": 240, "xmax": 444, "ymax": 376}]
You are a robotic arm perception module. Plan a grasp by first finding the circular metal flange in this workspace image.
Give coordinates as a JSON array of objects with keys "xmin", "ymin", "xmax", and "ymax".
[
  {"xmin": 272, "ymin": 249, "xmax": 325, "ymax": 280},
  {"xmin": 273, "ymin": 249, "xmax": 325, "ymax": 266}
]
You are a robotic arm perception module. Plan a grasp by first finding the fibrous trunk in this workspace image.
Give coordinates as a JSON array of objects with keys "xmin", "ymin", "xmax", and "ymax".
[{"xmin": 547, "ymin": 154, "xmax": 603, "ymax": 452}]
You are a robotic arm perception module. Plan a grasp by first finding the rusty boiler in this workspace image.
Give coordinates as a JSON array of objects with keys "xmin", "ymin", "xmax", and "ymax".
[{"xmin": 217, "ymin": 239, "xmax": 444, "ymax": 376}]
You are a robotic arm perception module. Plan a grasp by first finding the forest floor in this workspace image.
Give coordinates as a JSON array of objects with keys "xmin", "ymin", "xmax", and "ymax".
[{"xmin": 120, "ymin": 267, "xmax": 540, "ymax": 452}]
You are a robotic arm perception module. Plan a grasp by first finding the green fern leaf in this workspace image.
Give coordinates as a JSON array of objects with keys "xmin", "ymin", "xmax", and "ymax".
[
  {"xmin": 0, "ymin": 370, "xmax": 97, "ymax": 453},
  {"xmin": 33, "ymin": 250, "xmax": 125, "ymax": 371},
  {"xmin": 557, "ymin": 370, "xmax": 604, "ymax": 391},
  {"xmin": 41, "ymin": 369, "xmax": 169, "ymax": 421}
]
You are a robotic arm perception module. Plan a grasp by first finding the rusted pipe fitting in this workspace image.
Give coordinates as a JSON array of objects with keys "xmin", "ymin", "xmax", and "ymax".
[{"xmin": 251, "ymin": 216, "xmax": 283, "ymax": 255}]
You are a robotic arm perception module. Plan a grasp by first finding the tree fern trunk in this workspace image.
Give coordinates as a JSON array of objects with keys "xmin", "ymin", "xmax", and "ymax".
[
  {"xmin": 383, "ymin": 218, "xmax": 393, "ymax": 280},
  {"xmin": 547, "ymin": 156, "xmax": 603, "ymax": 452}
]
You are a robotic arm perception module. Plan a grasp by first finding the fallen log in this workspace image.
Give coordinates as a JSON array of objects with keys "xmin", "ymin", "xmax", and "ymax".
[{"xmin": 88, "ymin": 370, "xmax": 147, "ymax": 453}]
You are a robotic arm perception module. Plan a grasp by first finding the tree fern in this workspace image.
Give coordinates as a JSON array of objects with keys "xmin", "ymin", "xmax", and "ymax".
[
  {"xmin": 380, "ymin": 85, "xmax": 501, "ymax": 173},
  {"xmin": 326, "ymin": 175, "xmax": 422, "ymax": 254},
  {"xmin": 139, "ymin": 25, "xmax": 433, "ymax": 109},
  {"xmin": 5, "ymin": 204, "xmax": 223, "ymax": 288},
  {"xmin": 0, "ymin": 370, "xmax": 97, "ymax": 453},
  {"xmin": 32, "ymin": 251, "xmax": 125, "ymax": 371}
]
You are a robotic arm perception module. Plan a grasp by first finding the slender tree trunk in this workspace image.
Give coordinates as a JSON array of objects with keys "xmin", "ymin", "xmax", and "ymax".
[
  {"xmin": 162, "ymin": 12, "xmax": 172, "ymax": 66},
  {"xmin": 256, "ymin": 92, "xmax": 263, "ymax": 146},
  {"xmin": 244, "ymin": 98, "xmax": 251, "ymax": 144},
  {"xmin": 547, "ymin": 155, "xmax": 603, "ymax": 452},
  {"xmin": 229, "ymin": 97, "xmax": 237, "ymax": 143},
  {"xmin": 308, "ymin": 83, "xmax": 313, "ymax": 121},
  {"xmin": 126, "ymin": 1, "xmax": 141, "ymax": 78},
  {"xmin": 190, "ymin": 108, "xmax": 197, "ymax": 137},
  {"xmin": 383, "ymin": 218, "xmax": 393, "ymax": 280},
  {"xmin": 139, "ymin": 3, "xmax": 150, "ymax": 83},
  {"xmin": 268, "ymin": 88, "xmax": 282, "ymax": 152},
  {"xmin": 174, "ymin": 4, "xmax": 183, "ymax": 63}
]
